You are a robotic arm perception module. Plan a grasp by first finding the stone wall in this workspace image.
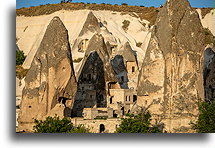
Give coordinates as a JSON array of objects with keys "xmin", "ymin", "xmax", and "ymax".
[{"xmin": 71, "ymin": 118, "xmax": 121, "ymax": 133}]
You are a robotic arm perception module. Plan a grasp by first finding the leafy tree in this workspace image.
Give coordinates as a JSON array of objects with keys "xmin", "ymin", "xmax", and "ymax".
[
  {"xmin": 33, "ymin": 116, "xmax": 90, "ymax": 133},
  {"xmin": 191, "ymin": 100, "xmax": 215, "ymax": 133},
  {"xmin": 16, "ymin": 50, "xmax": 26, "ymax": 65},
  {"xmin": 116, "ymin": 111, "xmax": 163, "ymax": 133}
]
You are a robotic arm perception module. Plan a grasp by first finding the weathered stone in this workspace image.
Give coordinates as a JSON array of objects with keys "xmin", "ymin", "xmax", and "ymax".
[
  {"xmin": 73, "ymin": 33, "xmax": 117, "ymax": 117},
  {"xmin": 18, "ymin": 16, "xmax": 77, "ymax": 131},
  {"xmin": 117, "ymin": 42, "xmax": 137, "ymax": 63},
  {"xmin": 111, "ymin": 55, "xmax": 129, "ymax": 88},
  {"xmin": 85, "ymin": 33, "xmax": 117, "ymax": 82},
  {"xmin": 204, "ymin": 47, "xmax": 215, "ymax": 101},
  {"xmin": 79, "ymin": 11, "xmax": 100, "ymax": 36},
  {"xmin": 137, "ymin": 0, "xmax": 205, "ymax": 133}
]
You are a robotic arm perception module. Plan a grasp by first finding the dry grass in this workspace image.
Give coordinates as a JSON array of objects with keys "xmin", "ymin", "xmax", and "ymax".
[
  {"xmin": 204, "ymin": 28, "xmax": 214, "ymax": 46},
  {"xmin": 16, "ymin": 65, "xmax": 28, "ymax": 79},
  {"xmin": 201, "ymin": 8, "xmax": 213, "ymax": 19},
  {"xmin": 136, "ymin": 42, "xmax": 143, "ymax": 47},
  {"xmin": 73, "ymin": 57, "xmax": 83, "ymax": 63},
  {"xmin": 16, "ymin": 3, "xmax": 159, "ymax": 25},
  {"xmin": 16, "ymin": 3, "xmax": 212, "ymax": 27}
]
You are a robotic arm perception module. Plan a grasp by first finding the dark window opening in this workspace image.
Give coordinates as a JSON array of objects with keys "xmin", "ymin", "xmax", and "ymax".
[
  {"xmin": 100, "ymin": 124, "xmax": 105, "ymax": 133},
  {"xmin": 99, "ymin": 95, "xmax": 104, "ymax": 101},
  {"xmin": 113, "ymin": 111, "xmax": 117, "ymax": 118},
  {"xmin": 121, "ymin": 107, "xmax": 125, "ymax": 115},
  {"xmin": 121, "ymin": 76, "xmax": 124, "ymax": 82},
  {"xmin": 132, "ymin": 66, "xmax": 135, "ymax": 73},
  {"xmin": 110, "ymin": 96, "xmax": 113, "ymax": 104},
  {"xmin": 133, "ymin": 95, "xmax": 137, "ymax": 102},
  {"xmin": 28, "ymin": 106, "xmax": 32, "ymax": 108},
  {"xmin": 58, "ymin": 97, "xmax": 68, "ymax": 107},
  {"xmin": 88, "ymin": 74, "xmax": 91, "ymax": 81},
  {"xmin": 97, "ymin": 95, "xmax": 104, "ymax": 107},
  {"xmin": 145, "ymin": 100, "xmax": 148, "ymax": 105}
]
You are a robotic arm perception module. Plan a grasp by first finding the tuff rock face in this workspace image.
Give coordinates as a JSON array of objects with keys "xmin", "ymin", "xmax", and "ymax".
[
  {"xmin": 18, "ymin": 16, "xmax": 77, "ymax": 131},
  {"xmin": 84, "ymin": 33, "xmax": 117, "ymax": 82},
  {"xmin": 79, "ymin": 11, "xmax": 100, "ymax": 36},
  {"xmin": 111, "ymin": 55, "xmax": 129, "ymax": 89},
  {"xmin": 204, "ymin": 48, "xmax": 215, "ymax": 101},
  {"xmin": 137, "ymin": 0, "xmax": 205, "ymax": 133},
  {"xmin": 117, "ymin": 42, "xmax": 137, "ymax": 64},
  {"xmin": 73, "ymin": 34, "xmax": 117, "ymax": 116}
]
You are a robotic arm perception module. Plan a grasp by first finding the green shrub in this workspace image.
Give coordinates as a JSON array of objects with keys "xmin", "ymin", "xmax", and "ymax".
[
  {"xmin": 33, "ymin": 115, "xmax": 90, "ymax": 133},
  {"xmin": 116, "ymin": 111, "xmax": 163, "ymax": 133},
  {"xmin": 16, "ymin": 50, "xmax": 26, "ymax": 65},
  {"xmin": 191, "ymin": 100, "xmax": 215, "ymax": 133}
]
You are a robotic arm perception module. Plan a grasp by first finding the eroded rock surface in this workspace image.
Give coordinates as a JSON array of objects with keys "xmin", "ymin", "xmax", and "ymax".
[
  {"xmin": 18, "ymin": 16, "xmax": 77, "ymax": 131},
  {"xmin": 204, "ymin": 47, "xmax": 215, "ymax": 101},
  {"xmin": 73, "ymin": 33, "xmax": 118, "ymax": 117},
  {"xmin": 137, "ymin": 0, "xmax": 205, "ymax": 133}
]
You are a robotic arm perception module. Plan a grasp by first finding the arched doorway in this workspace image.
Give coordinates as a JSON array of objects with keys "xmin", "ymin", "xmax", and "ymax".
[{"xmin": 99, "ymin": 124, "xmax": 105, "ymax": 133}]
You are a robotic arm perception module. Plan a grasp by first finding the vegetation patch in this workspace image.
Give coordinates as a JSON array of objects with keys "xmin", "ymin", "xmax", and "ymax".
[
  {"xmin": 191, "ymin": 100, "xmax": 215, "ymax": 133},
  {"xmin": 122, "ymin": 20, "xmax": 130, "ymax": 32},
  {"xmin": 136, "ymin": 42, "xmax": 143, "ymax": 47},
  {"xmin": 33, "ymin": 115, "xmax": 90, "ymax": 133},
  {"xmin": 16, "ymin": 50, "xmax": 26, "ymax": 66},
  {"xmin": 201, "ymin": 8, "xmax": 213, "ymax": 19},
  {"xmin": 16, "ymin": 3, "xmax": 159, "ymax": 25},
  {"xmin": 116, "ymin": 111, "xmax": 163, "ymax": 133},
  {"xmin": 204, "ymin": 28, "xmax": 214, "ymax": 45},
  {"xmin": 16, "ymin": 65, "xmax": 28, "ymax": 79},
  {"xmin": 73, "ymin": 57, "xmax": 83, "ymax": 63}
]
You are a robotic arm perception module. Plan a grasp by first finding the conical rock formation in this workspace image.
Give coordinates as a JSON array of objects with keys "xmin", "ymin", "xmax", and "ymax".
[
  {"xmin": 84, "ymin": 33, "xmax": 117, "ymax": 82},
  {"xmin": 79, "ymin": 11, "xmax": 100, "ymax": 36},
  {"xmin": 137, "ymin": 0, "xmax": 205, "ymax": 133},
  {"xmin": 18, "ymin": 16, "xmax": 77, "ymax": 131}
]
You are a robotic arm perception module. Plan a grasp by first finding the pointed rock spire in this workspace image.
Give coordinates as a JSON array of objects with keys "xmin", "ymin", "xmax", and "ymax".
[
  {"xmin": 137, "ymin": 0, "xmax": 205, "ymax": 133},
  {"xmin": 118, "ymin": 42, "xmax": 136, "ymax": 62},
  {"xmin": 84, "ymin": 33, "xmax": 117, "ymax": 82},
  {"xmin": 79, "ymin": 11, "xmax": 100, "ymax": 36},
  {"xmin": 18, "ymin": 16, "xmax": 77, "ymax": 131}
]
